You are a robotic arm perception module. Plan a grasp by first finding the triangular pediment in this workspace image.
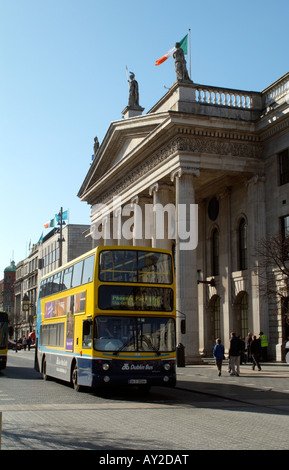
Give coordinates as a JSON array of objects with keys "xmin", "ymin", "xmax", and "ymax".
[{"xmin": 78, "ymin": 111, "xmax": 171, "ymax": 201}]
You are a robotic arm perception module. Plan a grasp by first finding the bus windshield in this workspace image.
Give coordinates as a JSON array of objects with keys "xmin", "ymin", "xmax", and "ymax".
[
  {"xmin": 99, "ymin": 250, "xmax": 173, "ymax": 284},
  {"xmin": 0, "ymin": 320, "xmax": 8, "ymax": 349},
  {"xmin": 94, "ymin": 315, "xmax": 175, "ymax": 354}
]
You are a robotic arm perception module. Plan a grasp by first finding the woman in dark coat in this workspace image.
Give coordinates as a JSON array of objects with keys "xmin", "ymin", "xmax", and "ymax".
[{"xmin": 251, "ymin": 335, "xmax": 262, "ymax": 371}]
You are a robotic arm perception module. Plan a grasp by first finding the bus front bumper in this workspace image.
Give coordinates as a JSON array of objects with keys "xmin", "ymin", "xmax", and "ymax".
[
  {"xmin": 78, "ymin": 357, "xmax": 176, "ymax": 389},
  {"xmin": 0, "ymin": 355, "xmax": 7, "ymax": 370}
]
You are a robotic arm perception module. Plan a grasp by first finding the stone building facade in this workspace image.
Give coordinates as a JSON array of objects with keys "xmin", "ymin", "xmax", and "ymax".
[
  {"xmin": 0, "ymin": 261, "xmax": 16, "ymax": 318},
  {"xmin": 78, "ymin": 72, "xmax": 289, "ymax": 362}
]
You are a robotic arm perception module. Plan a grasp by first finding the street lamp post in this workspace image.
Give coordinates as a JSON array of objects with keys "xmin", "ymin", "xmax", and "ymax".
[
  {"xmin": 57, "ymin": 207, "xmax": 66, "ymax": 268},
  {"xmin": 21, "ymin": 293, "xmax": 34, "ymax": 344}
]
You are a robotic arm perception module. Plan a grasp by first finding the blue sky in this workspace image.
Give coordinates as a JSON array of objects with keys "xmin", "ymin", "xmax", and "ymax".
[{"xmin": 1, "ymin": 0, "xmax": 289, "ymax": 276}]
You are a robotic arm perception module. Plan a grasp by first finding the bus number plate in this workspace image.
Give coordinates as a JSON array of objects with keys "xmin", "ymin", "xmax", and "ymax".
[{"xmin": 128, "ymin": 379, "xmax": 147, "ymax": 384}]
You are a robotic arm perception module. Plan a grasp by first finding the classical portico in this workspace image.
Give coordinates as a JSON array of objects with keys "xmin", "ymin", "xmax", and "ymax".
[{"xmin": 78, "ymin": 73, "xmax": 289, "ymax": 362}]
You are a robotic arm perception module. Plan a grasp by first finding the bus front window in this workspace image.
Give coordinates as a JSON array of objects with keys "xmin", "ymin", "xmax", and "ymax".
[
  {"xmin": 0, "ymin": 321, "xmax": 8, "ymax": 349},
  {"xmin": 93, "ymin": 316, "xmax": 175, "ymax": 353}
]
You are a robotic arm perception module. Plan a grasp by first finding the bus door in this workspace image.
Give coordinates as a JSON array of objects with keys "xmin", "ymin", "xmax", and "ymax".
[{"xmin": 73, "ymin": 314, "xmax": 85, "ymax": 355}]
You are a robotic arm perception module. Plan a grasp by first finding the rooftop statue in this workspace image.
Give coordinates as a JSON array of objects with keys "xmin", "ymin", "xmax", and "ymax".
[
  {"xmin": 128, "ymin": 72, "xmax": 140, "ymax": 108},
  {"xmin": 173, "ymin": 42, "xmax": 190, "ymax": 81},
  {"xmin": 93, "ymin": 136, "xmax": 99, "ymax": 159}
]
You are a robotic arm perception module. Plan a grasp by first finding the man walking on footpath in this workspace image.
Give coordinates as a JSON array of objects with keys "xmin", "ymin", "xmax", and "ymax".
[
  {"xmin": 213, "ymin": 338, "xmax": 225, "ymax": 376},
  {"xmin": 229, "ymin": 332, "xmax": 241, "ymax": 376},
  {"xmin": 259, "ymin": 332, "xmax": 268, "ymax": 362}
]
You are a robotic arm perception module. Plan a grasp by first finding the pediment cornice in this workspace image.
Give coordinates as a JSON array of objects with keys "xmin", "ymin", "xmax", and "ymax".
[{"xmin": 83, "ymin": 132, "xmax": 263, "ymax": 206}]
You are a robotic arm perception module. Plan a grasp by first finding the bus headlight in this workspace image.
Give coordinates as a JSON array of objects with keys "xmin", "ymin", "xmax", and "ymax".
[
  {"xmin": 163, "ymin": 376, "xmax": 169, "ymax": 382},
  {"xmin": 164, "ymin": 363, "xmax": 171, "ymax": 371},
  {"xmin": 102, "ymin": 363, "xmax": 110, "ymax": 371}
]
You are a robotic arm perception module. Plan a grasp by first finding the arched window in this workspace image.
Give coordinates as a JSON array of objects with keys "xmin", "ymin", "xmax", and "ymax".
[
  {"xmin": 240, "ymin": 293, "xmax": 249, "ymax": 339},
  {"xmin": 239, "ymin": 218, "xmax": 247, "ymax": 270},
  {"xmin": 233, "ymin": 291, "xmax": 249, "ymax": 340},
  {"xmin": 212, "ymin": 228, "xmax": 219, "ymax": 276}
]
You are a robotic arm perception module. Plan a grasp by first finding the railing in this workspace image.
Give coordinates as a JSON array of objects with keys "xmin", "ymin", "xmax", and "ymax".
[
  {"xmin": 262, "ymin": 73, "xmax": 289, "ymax": 108},
  {"xmin": 194, "ymin": 86, "xmax": 253, "ymax": 109},
  {"xmin": 151, "ymin": 74, "xmax": 289, "ymax": 115}
]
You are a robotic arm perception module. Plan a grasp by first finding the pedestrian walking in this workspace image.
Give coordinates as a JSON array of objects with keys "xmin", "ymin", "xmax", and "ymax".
[
  {"xmin": 246, "ymin": 332, "xmax": 252, "ymax": 362},
  {"xmin": 229, "ymin": 332, "xmax": 241, "ymax": 376},
  {"xmin": 26, "ymin": 336, "xmax": 32, "ymax": 351},
  {"xmin": 213, "ymin": 338, "xmax": 225, "ymax": 376},
  {"xmin": 251, "ymin": 335, "xmax": 262, "ymax": 371},
  {"xmin": 23, "ymin": 337, "xmax": 27, "ymax": 351},
  {"xmin": 259, "ymin": 331, "xmax": 268, "ymax": 362},
  {"xmin": 239, "ymin": 336, "xmax": 246, "ymax": 364}
]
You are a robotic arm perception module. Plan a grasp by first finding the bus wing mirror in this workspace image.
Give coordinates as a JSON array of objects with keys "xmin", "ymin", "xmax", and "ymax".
[{"xmin": 181, "ymin": 319, "xmax": 186, "ymax": 335}]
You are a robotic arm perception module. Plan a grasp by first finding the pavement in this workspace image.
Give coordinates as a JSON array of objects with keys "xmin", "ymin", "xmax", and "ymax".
[
  {"xmin": 176, "ymin": 360, "xmax": 289, "ymax": 412},
  {"xmin": 1, "ymin": 352, "xmax": 289, "ymax": 450}
]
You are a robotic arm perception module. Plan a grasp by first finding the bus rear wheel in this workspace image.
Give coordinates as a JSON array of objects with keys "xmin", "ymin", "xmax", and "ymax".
[
  {"xmin": 42, "ymin": 357, "xmax": 49, "ymax": 381},
  {"xmin": 71, "ymin": 362, "xmax": 81, "ymax": 392}
]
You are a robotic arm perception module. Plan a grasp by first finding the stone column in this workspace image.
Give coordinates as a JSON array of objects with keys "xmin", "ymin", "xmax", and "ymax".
[
  {"xmin": 220, "ymin": 187, "xmax": 232, "ymax": 352},
  {"xmin": 171, "ymin": 167, "xmax": 200, "ymax": 362},
  {"xmin": 149, "ymin": 182, "xmax": 174, "ymax": 250},
  {"xmin": 131, "ymin": 196, "xmax": 151, "ymax": 247},
  {"xmin": 197, "ymin": 199, "xmax": 207, "ymax": 355},
  {"xmin": 247, "ymin": 175, "xmax": 267, "ymax": 338},
  {"xmin": 103, "ymin": 215, "xmax": 115, "ymax": 246},
  {"xmin": 113, "ymin": 204, "xmax": 125, "ymax": 246}
]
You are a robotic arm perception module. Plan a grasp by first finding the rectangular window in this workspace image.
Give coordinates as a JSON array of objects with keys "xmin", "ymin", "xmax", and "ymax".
[
  {"xmin": 280, "ymin": 215, "xmax": 289, "ymax": 261},
  {"xmin": 281, "ymin": 215, "xmax": 289, "ymax": 238},
  {"xmin": 51, "ymin": 272, "xmax": 62, "ymax": 293},
  {"xmin": 41, "ymin": 323, "xmax": 65, "ymax": 347},
  {"xmin": 82, "ymin": 254, "xmax": 95, "ymax": 284},
  {"xmin": 99, "ymin": 250, "xmax": 172, "ymax": 284},
  {"xmin": 39, "ymin": 280, "xmax": 46, "ymax": 298},
  {"xmin": 71, "ymin": 261, "xmax": 83, "ymax": 288},
  {"xmin": 82, "ymin": 319, "xmax": 92, "ymax": 348},
  {"xmin": 62, "ymin": 266, "xmax": 73, "ymax": 290},
  {"xmin": 46, "ymin": 276, "xmax": 54, "ymax": 296},
  {"xmin": 279, "ymin": 149, "xmax": 289, "ymax": 185}
]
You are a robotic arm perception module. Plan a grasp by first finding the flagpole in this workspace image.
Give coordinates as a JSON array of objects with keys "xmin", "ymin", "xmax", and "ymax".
[{"xmin": 188, "ymin": 28, "xmax": 191, "ymax": 79}]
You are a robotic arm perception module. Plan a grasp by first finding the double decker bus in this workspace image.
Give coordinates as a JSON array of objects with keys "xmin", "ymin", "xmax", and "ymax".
[
  {"xmin": 0, "ymin": 311, "xmax": 9, "ymax": 370},
  {"xmin": 35, "ymin": 246, "xmax": 176, "ymax": 391}
]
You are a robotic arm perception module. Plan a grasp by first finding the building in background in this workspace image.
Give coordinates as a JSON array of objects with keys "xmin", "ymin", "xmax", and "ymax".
[
  {"xmin": 0, "ymin": 261, "xmax": 16, "ymax": 323},
  {"xmin": 7, "ymin": 224, "xmax": 92, "ymax": 343}
]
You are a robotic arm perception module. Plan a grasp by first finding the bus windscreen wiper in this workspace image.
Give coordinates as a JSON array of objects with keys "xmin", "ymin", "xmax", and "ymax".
[
  {"xmin": 113, "ymin": 335, "xmax": 135, "ymax": 355},
  {"xmin": 141, "ymin": 334, "xmax": 160, "ymax": 355}
]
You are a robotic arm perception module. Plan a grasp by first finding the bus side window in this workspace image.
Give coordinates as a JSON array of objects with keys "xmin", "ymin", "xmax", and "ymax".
[
  {"xmin": 82, "ymin": 319, "xmax": 92, "ymax": 348},
  {"xmin": 39, "ymin": 280, "xmax": 46, "ymax": 298}
]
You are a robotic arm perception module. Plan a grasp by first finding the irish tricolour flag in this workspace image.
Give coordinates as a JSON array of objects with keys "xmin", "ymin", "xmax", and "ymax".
[{"xmin": 155, "ymin": 34, "xmax": 188, "ymax": 66}]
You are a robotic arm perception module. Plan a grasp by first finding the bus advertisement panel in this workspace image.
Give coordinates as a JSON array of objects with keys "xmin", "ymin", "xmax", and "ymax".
[
  {"xmin": 35, "ymin": 246, "xmax": 176, "ymax": 391},
  {"xmin": 0, "ymin": 311, "xmax": 9, "ymax": 370}
]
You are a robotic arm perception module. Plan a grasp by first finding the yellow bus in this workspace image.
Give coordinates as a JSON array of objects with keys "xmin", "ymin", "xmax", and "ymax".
[
  {"xmin": 0, "ymin": 311, "xmax": 9, "ymax": 370},
  {"xmin": 35, "ymin": 246, "xmax": 176, "ymax": 391}
]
